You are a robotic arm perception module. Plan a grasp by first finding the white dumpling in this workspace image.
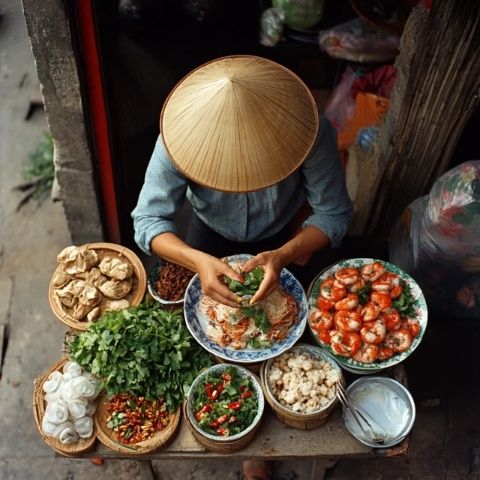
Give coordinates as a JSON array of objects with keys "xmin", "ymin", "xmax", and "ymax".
[
  {"xmin": 70, "ymin": 302, "xmax": 94, "ymax": 321},
  {"xmin": 78, "ymin": 285, "xmax": 101, "ymax": 307},
  {"xmin": 60, "ymin": 246, "xmax": 99, "ymax": 275},
  {"xmin": 99, "ymin": 257, "xmax": 133, "ymax": 281},
  {"xmin": 82, "ymin": 373, "xmax": 102, "ymax": 400},
  {"xmin": 55, "ymin": 280, "xmax": 86, "ymax": 308},
  {"xmin": 86, "ymin": 306, "xmax": 101, "ymax": 323},
  {"xmin": 74, "ymin": 416, "xmax": 94, "ymax": 438},
  {"xmin": 67, "ymin": 398, "xmax": 88, "ymax": 419},
  {"xmin": 41, "ymin": 415, "xmax": 58, "ymax": 436},
  {"xmin": 43, "ymin": 371, "xmax": 64, "ymax": 394},
  {"xmin": 52, "ymin": 267, "xmax": 72, "ymax": 288},
  {"xmin": 63, "ymin": 362, "xmax": 83, "ymax": 381},
  {"xmin": 45, "ymin": 390, "xmax": 62, "ymax": 403},
  {"xmin": 104, "ymin": 299, "xmax": 130, "ymax": 312},
  {"xmin": 44, "ymin": 399, "xmax": 69, "ymax": 424},
  {"xmin": 53, "ymin": 422, "xmax": 79, "ymax": 444},
  {"xmin": 85, "ymin": 402, "xmax": 97, "ymax": 416},
  {"xmin": 98, "ymin": 278, "xmax": 132, "ymax": 299},
  {"xmin": 70, "ymin": 376, "xmax": 96, "ymax": 399}
]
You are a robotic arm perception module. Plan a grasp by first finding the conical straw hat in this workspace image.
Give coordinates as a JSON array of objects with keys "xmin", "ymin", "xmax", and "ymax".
[{"xmin": 160, "ymin": 55, "xmax": 319, "ymax": 192}]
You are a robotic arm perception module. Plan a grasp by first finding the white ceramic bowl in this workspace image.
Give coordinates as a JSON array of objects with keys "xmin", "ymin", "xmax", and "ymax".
[{"xmin": 186, "ymin": 363, "xmax": 264, "ymax": 442}]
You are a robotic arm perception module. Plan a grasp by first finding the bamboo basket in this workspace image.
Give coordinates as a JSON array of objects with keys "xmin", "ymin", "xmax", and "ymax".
[
  {"xmin": 260, "ymin": 345, "xmax": 343, "ymax": 430},
  {"xmin": 32, "ymin": 357, "xmax": 97, "ymax": 456},
  {"xmin": 183, "ymin": 402, "xmax": 261, "ymax": 454},
  {"xmin": 49, "ymin": 242, "xmax": 147, "ymax": 331},
  {"xmin": 94, "ymin": 395, "xmax": 180, "ymax": 455}
]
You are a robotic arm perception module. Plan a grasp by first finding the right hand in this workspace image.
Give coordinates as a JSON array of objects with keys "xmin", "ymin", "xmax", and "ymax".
[{"xmin": 193, "ymin": 253, "xmax": 244, "ymax": 307}]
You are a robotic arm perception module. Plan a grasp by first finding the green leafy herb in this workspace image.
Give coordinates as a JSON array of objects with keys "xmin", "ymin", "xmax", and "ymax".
[
  {"xmin": 357, "ymin": 283, "xmax": 372, "ymax": 305},
  {"xmin": 224, "ymin": 266, "xmax": 265, "ymax": 296},
  {"xmin": 68, "ymin": 301, "xmax": 213, "ymax": 412},
  {"xmin": 192, "ymin": 367, "xmax": 258, "ymax": 437},
  {"xmin": 392, "ymin": 284, "xmax": 417, "ymax": 318},
  {"xmin": 247, "ymin": 337, "xmax": 271, "ymax": 349},
  {"xmin": 242, "ymin": 306, "xmax": 271, "ymax": 333}
]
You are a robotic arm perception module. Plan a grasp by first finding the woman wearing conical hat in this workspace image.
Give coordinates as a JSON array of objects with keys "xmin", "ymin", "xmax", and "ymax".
[{"xmin": 132, "ymin": 55, "xmax": 353, "ymax": 307}]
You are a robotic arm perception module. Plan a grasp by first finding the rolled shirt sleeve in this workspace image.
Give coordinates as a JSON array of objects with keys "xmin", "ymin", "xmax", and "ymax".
[
  {"xmin": 301, "ymin": 117, "xmax": 353, "ymax": 247},
  {"xmin": 131, "ymin": 135, "xmax": 188, "ymax": 255}
]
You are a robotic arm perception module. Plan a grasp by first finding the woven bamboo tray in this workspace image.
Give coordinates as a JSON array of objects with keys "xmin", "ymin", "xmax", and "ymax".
[
  {"xmin": 260, "ymin": 347, "xmax": 344, "ymax": 430},
  {"xmin": 49, "ymin": 242, "xmax": 147, "ymax": 331},
  {"xmin": 94, "ymin": 395, "xmax": 181, "ymax": 455},
  {"xmin": 32, "ymin": 357, "xmax": 97, "ymax": 456},
  {"xmin": 182, "ymin": 401, "xmax": 262, "ymax": 454}
]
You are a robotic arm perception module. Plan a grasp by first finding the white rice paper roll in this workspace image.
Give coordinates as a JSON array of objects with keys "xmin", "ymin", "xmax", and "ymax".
[
  {"xmin": 44, "ymin": 399, "xmax": 69, "ymax": 424},
  {"xmin": 43, "ymin": 371, "xmax": 64, "ymax": 394}
]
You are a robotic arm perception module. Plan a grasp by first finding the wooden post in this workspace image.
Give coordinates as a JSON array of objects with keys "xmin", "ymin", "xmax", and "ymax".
[{"xmin": 367, "ymin": 0, "xmax": 480, "ymax": 236}]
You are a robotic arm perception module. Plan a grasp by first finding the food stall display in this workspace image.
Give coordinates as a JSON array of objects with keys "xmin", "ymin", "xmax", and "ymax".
[{"xmin": 34, "ymin": 244, "xmax": 425, "ymax": 456}]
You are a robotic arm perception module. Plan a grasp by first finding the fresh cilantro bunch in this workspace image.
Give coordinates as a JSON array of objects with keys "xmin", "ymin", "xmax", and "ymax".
[
  {"xmin": 392, "ymin": 284, "xmax": 417, "ymax": 318},
  {"xmin": 68, "ymin": 302, "xmax": 213, "ymax": 412},
  {"xmin": 224, "ymin": 266, "xmax": 265, "ymax": 296}
]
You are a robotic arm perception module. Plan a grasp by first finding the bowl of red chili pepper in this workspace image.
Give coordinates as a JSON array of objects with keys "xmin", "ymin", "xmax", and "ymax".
[
  {"xmin": 186, "ymin": 364, "xmax": 264, "ymax": 450},
  {"xmin": 148, "ymin": 259, "xmax": 195, "ymax": 305}
]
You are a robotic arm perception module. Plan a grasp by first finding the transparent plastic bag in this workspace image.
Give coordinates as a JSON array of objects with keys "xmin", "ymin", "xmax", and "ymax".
[
  {"xmin": 318, "ymin": 18, "xmax": 400, "ymax": 63},
  {"xmin": 390, "ymin": 161, "xmax": 480, "ymax": 319}
]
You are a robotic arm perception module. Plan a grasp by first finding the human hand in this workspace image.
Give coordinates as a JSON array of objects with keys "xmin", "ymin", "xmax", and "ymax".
[
  {"xmin": 242, "ymin": 251, "xmax": 284, "ymax": 304},
  {"xmin": 193, "ymin": 253, "xmax": 244, "ymax": 307}
]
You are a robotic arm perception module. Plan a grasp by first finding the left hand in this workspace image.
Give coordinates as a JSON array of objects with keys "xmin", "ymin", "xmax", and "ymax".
[{"xmin": 242, "ymin": 251, "xmax": 284, "ymax": 304}]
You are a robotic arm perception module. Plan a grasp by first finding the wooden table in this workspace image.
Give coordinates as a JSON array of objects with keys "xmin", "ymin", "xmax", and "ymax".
[{"xmin": 81, "ymin": 365, "xmax": 408, "ymax": 471}]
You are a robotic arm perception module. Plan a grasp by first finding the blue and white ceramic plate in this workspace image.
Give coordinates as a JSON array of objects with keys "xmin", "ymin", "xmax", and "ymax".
[
  {"xmin": 183, "ymin": 254, "xmax": 308, "ymax": 364},
  {"xmin": 307, "ymin": 258, "xmax": 428, "ymax": 374}
]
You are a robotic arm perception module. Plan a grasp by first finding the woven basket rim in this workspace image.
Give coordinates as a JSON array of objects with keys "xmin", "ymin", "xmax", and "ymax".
[
  {"xmin": 94, "ymin": 394, "xmax": 181, "ymax": 455},
  {"xmin": 32, "ymin": 357, "xmax": 97, "ymax": 456},
  {"xmin": 260, "ymin": 345, "xmax": 343, "ymax": 420},
  {"xmin": 49, "ymin": 242, "xmax": 147, "ymax": 331},
  {"xmin": 182, "ymin": 401, "xmax": 260, "ymax": 453}
]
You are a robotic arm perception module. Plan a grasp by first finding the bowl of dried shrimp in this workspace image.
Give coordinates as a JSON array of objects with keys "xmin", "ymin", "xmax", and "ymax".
[{"xmin": 307, "ymin": 258, "xmax": 428, "ymax": 374}]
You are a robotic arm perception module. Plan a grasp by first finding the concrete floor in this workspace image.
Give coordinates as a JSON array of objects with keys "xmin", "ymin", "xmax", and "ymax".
[{"xmin": 1, "ymin": 0, "xmax": 480, "ymax": 479}]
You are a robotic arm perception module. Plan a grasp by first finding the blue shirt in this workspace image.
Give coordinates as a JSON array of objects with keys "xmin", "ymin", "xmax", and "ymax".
[{"xmin": 132, "ymin": 116, "xmax": 353, "ymax": 255}]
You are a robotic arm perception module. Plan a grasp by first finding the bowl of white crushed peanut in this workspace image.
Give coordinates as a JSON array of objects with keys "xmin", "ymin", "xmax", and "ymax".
[{"xmin": 260, "ymin": 344, "xmax": 343, "ymax": 430}]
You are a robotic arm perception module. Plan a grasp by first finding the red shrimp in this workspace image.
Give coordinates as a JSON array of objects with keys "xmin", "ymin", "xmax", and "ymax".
[
  {"xmin": 361, "ymin": 262, "xmax": 385, "ymax": 282},
  {"xmin": 380, "ymin": 309, "xmax": 401, "ymax": 330},
  {"xmin": 372, "ymin": 273, "xmax": 401, "ymax": 292},
  {"xmin": 352, "ymin": 343, "xmax": 379, "ymax": 363},
  {"xmin": 309, "ymin": 309, "xmax": 334, "ymax": 332},
  {"xmin": 370, "ymin": 291, "xmax": 392, "ymax": 311},
  {"xmin": 334, "ymin": 310, "xmax": 362, "ymax": 332},
  {"xmin": 349, "ymin": 278, "xmax": 366, "ymax": 293},
  {"xmin": 390, "ymin": 284, "xmax": 403, "ymax": 299},
  {"xmin": 335, "ymin": 268, "xmax": 361, "ymax": 286},
  {"xmin": 316, "ymin": 296, "xmax": 335, "ymax": 311},
  {"xmin": 335, "ymin": 293, "xmax": 359, "ymax": 311},
  {"xmin": 377, "ymin": 345, "xmax": 395, "ymax": 361},
  {"xmin": 320, "ymin": 278, "xmax": 346, "ymax": 302},
  {"xmin": 402, "ymin": 318, "xmax": 421, "ymax": 338},
  {"xmin": 360, "ymin": 319, "xmax": 387, "ymax": 344},
  {"xmin": 330, "ymin": 330, "xmax": 361, "ymax": 357},
  {"xmin": 385, "ymin": 328, "xmax": 412, "ymax": 353},
  {"xmin": 361, "ymin": 302, "xmax": 381, "ymax": 322}
]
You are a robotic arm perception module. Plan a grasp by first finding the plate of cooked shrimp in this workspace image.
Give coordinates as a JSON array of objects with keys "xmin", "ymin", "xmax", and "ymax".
[{"xmin": 307, "ymin": 258, "xmax": 428, "ymax": 374}]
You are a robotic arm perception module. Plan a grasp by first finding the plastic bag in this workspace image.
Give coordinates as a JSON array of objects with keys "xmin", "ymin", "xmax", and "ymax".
[
  {"xmin": 324, "ymin": 67, "xmax": 358, "ymax": 131},
  {"xmin": 390, "ymin": 161, "xmax": 480, "ymax": 319},
  {"xmin": 318, "ymin": 18, "xmax": 400, "ymax": 63}
]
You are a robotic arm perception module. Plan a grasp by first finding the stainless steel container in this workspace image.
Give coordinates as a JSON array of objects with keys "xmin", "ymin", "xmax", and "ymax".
[{"xmin": 342, "ymin": 376, "xmax": 416, "ymax": 448}]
